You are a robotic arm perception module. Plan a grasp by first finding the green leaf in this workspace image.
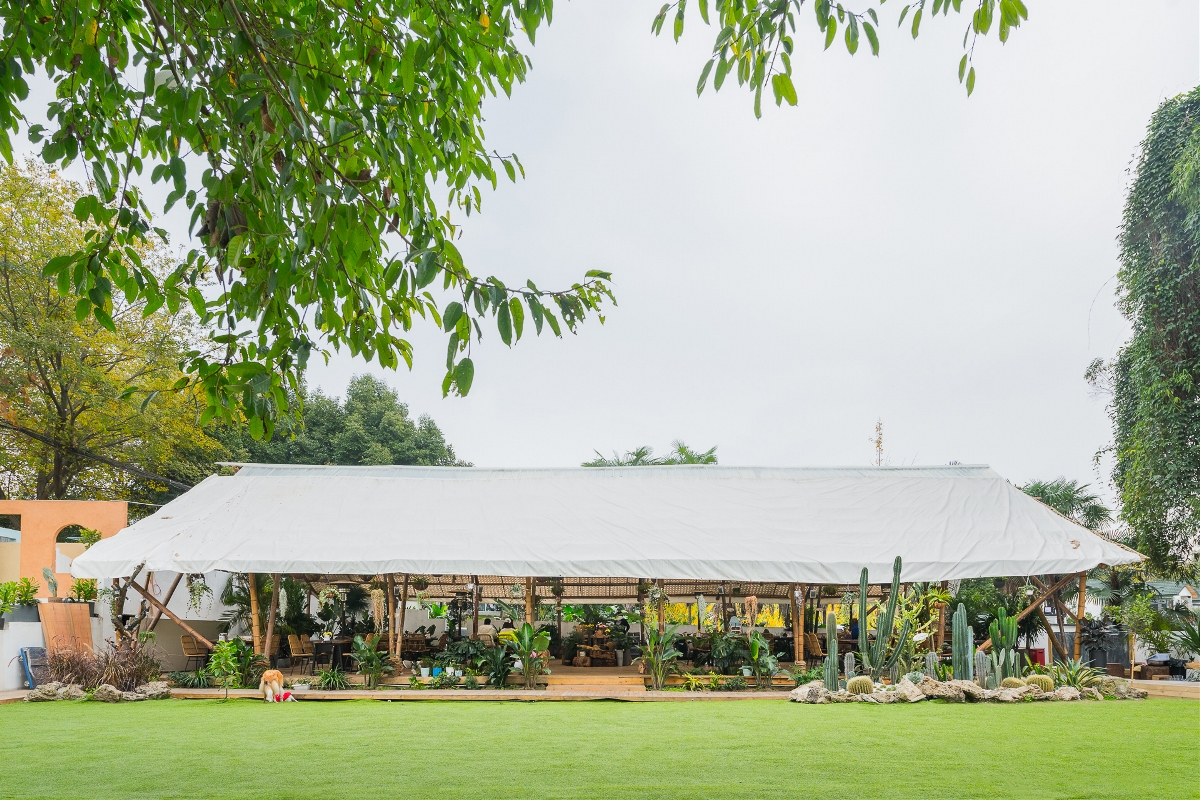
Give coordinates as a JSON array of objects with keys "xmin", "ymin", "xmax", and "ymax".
[
  {"xmin": 824, "ymin": 16, "xmax": 838, "ymax": 49},
  {"xmin": 966, "ymin": 66, "xmax": 976, "ymax": 95},
  {"xmin": 673, "ymin": 5, "xmax": 685, "ymax": 42},
  {"xmin": 845, "ymin": 17, "xmax": 859, "ymax": 55},
  {"xmin": 697, "ymin": 59, "xmax": 715, "ymax": 96},
  {"xmin": 698, "ymin": 0, "xmax": 709, "ymax": 24},
  {"xmin": 959, "ymin": 54, "xmax": 968, "ymax": 82},
  {"xmin": 93, "ymin": 306, "xmax": 115, "ymax": 332},
  {"xmin": 140, "ymin": 390, "xmax": 159, "ymax": 412},
  {"xmin": 775, "ymin": 73, "xmax": 797, "ymax": 106},
  {"xmin": 248, "ymin": 415, "xmax": 264, "ymax": 440},
  {"xmin": 74, "ymin": 297, "xmax": 92, "ymax": 322},
  {"xmin": 509, "ymin": 297, "xmax": 524, "ymax": 341},
  {"xmin": 863, "ymin": 22, "xmax": 879, "ymax": 56},
  {"xmin": 497, "ymin": 300, "xmax": 512, "ymax": 346},
  {"xmin": 415, "ymin": 251, "xmax": 438, "ymax": 288},
  {"xmin": 442, "ymin": 301, "xmax": 464, "ymax": 332},
  {"xmin": 454, "ymin": 358, "xmax": 475, "ymax": 395},
  {"xmin": 911, "ymin": 7, "xmax": 923, "ymax": 38},
  {"xmin": 714, "ymin": 58, "xmax": 732, "ymax": 90},
  {"xmin": 898, "ymin": 5, "xmax": 911, "ymax": 26},
  {"xmin": 234, "ymin": 94, "xmax": 265, "ymax": 124}
]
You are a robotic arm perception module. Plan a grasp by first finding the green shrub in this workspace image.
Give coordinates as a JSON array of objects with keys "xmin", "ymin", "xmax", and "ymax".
[{"xmin": 315, "ymin": 666, "xmax": 350, "ymax": 690}]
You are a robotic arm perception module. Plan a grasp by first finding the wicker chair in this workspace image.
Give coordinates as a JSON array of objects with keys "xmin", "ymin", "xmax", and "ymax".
[
  {"xmin": 288, "ymin": 635, "xmax": 314, "ymax": 675},
  {"xmin": 180, "ymin": 635, "xmax": 210, "ymax": 671},
  {"xmin": 803, "ymin": 633, "xmax": 825, "ymax": 662}
]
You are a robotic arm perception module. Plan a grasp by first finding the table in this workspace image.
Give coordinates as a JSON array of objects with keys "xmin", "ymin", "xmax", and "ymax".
[{"xmin": 313, "ymin": 638, "xmax": 353, "ymax": 671}]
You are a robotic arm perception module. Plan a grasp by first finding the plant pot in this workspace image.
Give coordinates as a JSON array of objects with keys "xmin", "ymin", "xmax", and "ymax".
[
  {"xmin": 741, "ymin": 667, "xmax": 753, "ymax": 677},
  {"xmin": 87, "ymin": 601, "xmax": 97, "ymax": 617},
  {"xmin": 293, "ymin": 683, "xmax": 311, "ymax": 691},
  {"xmin": 6, "ymin": 604, "xmax": 40, "ymax": 623},
  {"xmin": 615, "ymin": 650, "xmax": 626, "ymax": 667},
  {"xmin": 432, "ymin": 667, "xmax": 443, "ymax": 677},
  {"xmin": 420, "ymin": 667, "xmax": 430, "ymax": 677}
]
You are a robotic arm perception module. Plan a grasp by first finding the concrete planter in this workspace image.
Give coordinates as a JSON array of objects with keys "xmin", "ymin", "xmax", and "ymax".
[{"xmin": 4, "ymin": 605, "xmax": 40, "ymax": 623}]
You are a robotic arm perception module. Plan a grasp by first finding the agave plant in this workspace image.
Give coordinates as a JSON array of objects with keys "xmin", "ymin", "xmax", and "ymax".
[
  {"xmin": 506, "ymin": 622, "xmax": 550, "ymax": 689},
  {"xmin": 1052, "ymin": 658, "xmax": 1103, "ymax": 690}
]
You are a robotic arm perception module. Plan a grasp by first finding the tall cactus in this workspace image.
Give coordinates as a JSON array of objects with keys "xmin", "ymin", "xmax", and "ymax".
[
  {"xmin": 857, "ymin": 556, "xmax": 912, "ymax": 681},
  {"xmin": 844, "ymin": 652, "xmax": 856, "ymax": 680},
  {"xmin": 924, "ymin": 651, "xmax": 939, "ymax": 679},
  {"xmin": 974, "ymin": 649, "xmax": 989, "ymax": 688},
  {"xmin": 823, "ymin": 608, "xmax": 839, "ymax": 691},
  {"xmin": 951, "ymin": 603, "xmax": 975, "ymax": 681},
  {"xmin": 988, "ymin": 607, "xmax": 1020, "ymax": 680}
]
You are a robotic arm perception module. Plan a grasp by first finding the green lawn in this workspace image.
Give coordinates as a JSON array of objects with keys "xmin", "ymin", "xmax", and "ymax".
[{"xmin": 1, "ymin": 698, "xmax": 1196, "ymax": 799}]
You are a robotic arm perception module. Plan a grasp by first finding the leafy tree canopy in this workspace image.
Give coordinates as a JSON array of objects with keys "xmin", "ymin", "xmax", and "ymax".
[
  {"xmin": 0, "ymin": 161, "xmax": 222, "ymax": 501},
  {"xmin": 1090, "ymin": 87, "xmax": 1200, "ymax": 576},
  {"xmin": 1020, "ymin": 477, "xmax": 1112, "ymax": 532},
  {"xmin": 582, "ymin": 441, "xmax": 717, "ymax": 467},
  {"xmin": 214, "ymin": 373, "xmax": 466, "ymax": 466},
  {"xmin": 0, "ymin": 0, "xmax": 1023, "ymax": 437}
]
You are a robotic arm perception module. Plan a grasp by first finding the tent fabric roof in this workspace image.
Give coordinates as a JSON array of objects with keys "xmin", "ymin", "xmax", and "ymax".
[{"xmin": 71, "ymin": 464, "xmax": 1140, "ymax": 583}]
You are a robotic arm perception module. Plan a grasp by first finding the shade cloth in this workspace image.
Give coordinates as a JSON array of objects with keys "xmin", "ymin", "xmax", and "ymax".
[{"xmin": 72, "ymin": 464, "xmax": 1140, "ymax": 582}]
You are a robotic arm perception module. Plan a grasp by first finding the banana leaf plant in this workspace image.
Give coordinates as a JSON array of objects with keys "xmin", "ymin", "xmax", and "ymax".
[
  {"xmin": 350, "ymin": 634, "xmax": 393, "ymax": 689},
  {"xmin": 638, "ymin": 625, "xmax": 682, "ymax": 691},
  {"xmin": 506, "ymin": 623, "xmax": 551, "ymax": 689}
]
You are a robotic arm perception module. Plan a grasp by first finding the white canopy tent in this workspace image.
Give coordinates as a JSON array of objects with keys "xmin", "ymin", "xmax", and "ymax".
[{"xmin": 73, "ymin": 464, "xmax": 1139, "ymax": 583}]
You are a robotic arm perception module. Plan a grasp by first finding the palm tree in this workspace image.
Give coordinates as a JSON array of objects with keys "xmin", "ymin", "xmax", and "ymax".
[
  {"xmin": 1021, "ymin": 478, "xmax": 1112, "ymax": 532},
  {"xmin": 582, "ymin": 441, "xmax": 717, "ymax": 467}
]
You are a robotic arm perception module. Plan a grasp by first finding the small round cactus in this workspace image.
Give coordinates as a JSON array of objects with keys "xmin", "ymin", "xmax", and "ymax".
[
  {"xmin": 1000, "ymin": 677, "xmax": 1026, "ymax": 689},
  {"xmin": 1026, "ymin": 674, "xmax": 1054, "ymax": 692},
  {"xmin": 846, "ymin": 675, "xmax": 874, "ymax": 694}
]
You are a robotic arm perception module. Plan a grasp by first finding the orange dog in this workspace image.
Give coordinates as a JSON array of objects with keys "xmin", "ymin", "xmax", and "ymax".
[{"xmin": 259, "ymin": 669, "xmax": 286, "ymax": 702}]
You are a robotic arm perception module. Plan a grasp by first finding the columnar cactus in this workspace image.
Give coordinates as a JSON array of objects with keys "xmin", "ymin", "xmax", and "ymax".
[
  {"xmin": 974, "ymin": 649, "xmax": 989, "ymax": 687},
  {"xmin": 844, "ymin": 652, "xmax": 856, "ymax": 680},
  {"xmin": 823, "ymin": 609, "xmax": 839, "ymax": 691},
  {"xmin": 924, "ymin": 651, "xmax": 939, "ymax": 679},
  {"xmin": 951, "ymin": 603, "xmax": 975, "ymax": 681},
  {"xmin": 856, "ymin": 556, "xmax": 912, "ymax": 681},
  {"xmin": 988, "ymin": 607, "xmax": 1020, "ymax": 681}
]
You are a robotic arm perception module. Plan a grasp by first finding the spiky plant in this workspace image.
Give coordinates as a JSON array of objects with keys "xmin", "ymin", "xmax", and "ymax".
[{"xmin": 846, "ymin": 675, "xmax": 874, "ymax": 694}]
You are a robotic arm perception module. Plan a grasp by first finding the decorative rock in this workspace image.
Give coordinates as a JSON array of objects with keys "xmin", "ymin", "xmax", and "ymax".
[
  {"xmin": 1127, "ymin": 686, "xmax": 1148, "ymax": 699},
  {"xmin": 1082, "ymin": 687, "xmax": 1104, "ymax": 701},
  {"xmin": 120, "ymin": 691, "xmax": 148, "ymax": 702},
  {"xmin": 1051, "ymin": 686, "xmax": 1081, "ymax": 702},
  {"xmin": 895, "ymin": 677, "xmax": 926, "ymax": 703},
  {"xmin": 25, "ymin": 682, "xmax": 64, "ymax": 702},
  {"xmin": 788, "ymin": 681, "xmax": 829, "ymax": 703},
  {"xmin": 918, "ymin": 678, "xmax": 966, "ymax": 702},
  {"xmin": 57, "ymin": 684, "xmax": 85, "ymax": 701},
  {"xmin": 949, "ymin": 680, "xmax": 988, "ymax": 701},
  {"xmin": 134, "ymin": 681, "xmax": 172, "ymax": 700},
  {"xmin": 93, "ymin": 684, "xmax": 124, "ymax": 703}
]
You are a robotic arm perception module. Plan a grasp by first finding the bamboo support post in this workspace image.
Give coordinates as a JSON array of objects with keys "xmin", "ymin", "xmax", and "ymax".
[
  {"xmin": 656, "ymin": 579, "xmax": 665, "ymax": 636},
  {"xmin": 1073, "ymin": 572, "xmax": 1086, "ymax": 661},
  {"xmin": 977, "ymin": 573, "xmax": 1077, "ymax": 652},
  {"xmin": 1038, "ymin": 605, "xmax": 1069, "ymax": 661},
  {"xmin": 525, "ymin": 577, "xmax": 535, "ymax": 624},
  {"xmin": 248, "ymin": 573, "xmax": 263, "ymax": 655},
  {"xmin": 147, "ymin": 573, "xmax": 183, "ymax": 631},
  {"xmin": 472, "ymin": 576, "xmax": 480, "ymax": 638},
  {"xmin": 396, "ymin": 574, "xmax": 409, "ymax": 661},
  {"xmin": 791, "ymin": 583, "xmax": 804, "ymax": 667},
  {"xmin": 934, "ymin": 602, "xmax": 947, "ymax": 652},
  {"xmin": 263, "ymin": 573, "xmax": 280, "ymax": 665},
  {"xmin": 386, "ymin": 574, "xmax": 397, "ymax": 654},
  {"xmin": 128, "ymin": 580, "xmax": 213, "ymax": 649}
]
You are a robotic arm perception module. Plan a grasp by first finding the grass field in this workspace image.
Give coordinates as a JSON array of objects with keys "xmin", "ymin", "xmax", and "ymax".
[{"xmin": 1, "ymin": 698, "xmax": 1197, "ymax": 799}]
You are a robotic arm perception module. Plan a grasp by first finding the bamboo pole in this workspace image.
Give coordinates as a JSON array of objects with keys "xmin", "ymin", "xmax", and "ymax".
[
  {"xmin": 396, "ymin": 574, "xmax": 409, "ymax": 662},
  {"xmin": 263, "ymin": 573, "xmax": 280, "ymax": 666},
  {"xmin": 248, "ymin": 573, "xmax": 263, "ymax": 655},
  {"xmin": 386, "ymin": 574, "xmax": 397, "ymax": 654},
  {"xmin": 790, "ymin": 583, "xmax": 803, "ymax": 666},
  {"xmin": 977, "ymin": 574, "xmax": 1076, "ymax": 652},
  {"xmin": 934, "ymin": 602, "xmax": 947, "ymax": 652},
  {"xmin": 128, "ymin": 580, "xmax": 213, "ymax": 649},
  {"xmin": 147, "ymin": 573, "xmax": 183, "ymax": 631},
  {"xmin": 472, "ymin": 576, "xmax": 480, "ymax": 638},
  {"xmin": 656, "ymin": 579, "xmax": 665, "ymax": 637},
  {"xmin": 525, "ymin": 577, "xmax": 535, "ymax": 625},
  {"xmin": 1038, "ymin": 605, "xmax": 1069, "ymax": 662},
  {"xmin": 1073, "ymin": 573, "xmax": 1087, "ymax": 661}
]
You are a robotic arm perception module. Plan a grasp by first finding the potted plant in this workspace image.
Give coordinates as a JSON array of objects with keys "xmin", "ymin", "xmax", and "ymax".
[
  {"xmin": 610, "ymin": 628, "xmax": 632, "ymax": 667},
  {"xmin": 636, "ymin": 625, "xmax": 682, "ymax": 690},
  {"xmin": 349, "ymin": 634, "xmax": 393, "ymax": 689},
  {"xmin": 70, "ymin": 578, "xmax": 99, "ymax": 616},
  {"xmin": 419, "ymin": 658, "xmax": 432, "ymax": 678},
  {"xmin": 411, "ymin": 577, "xmax": 429, "ymax": 591},
  {"xmin": 508, "ymin": 622, "xmax": 551, "ymax": 689},
  {"xmin": 3, "ymin": 578, "xmax": 41, "ymax": 622}
]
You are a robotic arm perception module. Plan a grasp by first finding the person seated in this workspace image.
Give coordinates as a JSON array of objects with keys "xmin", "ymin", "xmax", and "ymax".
[
  {"xmin": 849, "ymin": 617, "xmax": 859, "ymax": 639},
  {"xmin": 500, "ymin": 619, "xmax": 514, "ymax": 630},
  {"xmin": 477, "ymin": 617, "xmax": 498, "ymax": 637}
]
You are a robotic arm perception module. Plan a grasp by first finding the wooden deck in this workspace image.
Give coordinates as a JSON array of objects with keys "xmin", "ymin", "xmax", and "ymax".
[{"xmin": 1131, "ymin": 679, "xmax": 1200, "ymax": 700}]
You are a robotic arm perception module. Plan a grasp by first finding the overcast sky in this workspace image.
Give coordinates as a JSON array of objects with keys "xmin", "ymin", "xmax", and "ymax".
[
  {"xmin": 304, "ymin": 1, "xmax": 1200, "ymax": 496},
  {"xmin": 19, "ymin": 2, "xmax": 1199, "ymax": 498}
]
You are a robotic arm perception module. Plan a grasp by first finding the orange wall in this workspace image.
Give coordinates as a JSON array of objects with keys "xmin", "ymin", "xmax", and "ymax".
[{"xmin": 0, "ymin": 500, "xmax": 126, "ymax": 597}]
